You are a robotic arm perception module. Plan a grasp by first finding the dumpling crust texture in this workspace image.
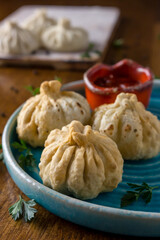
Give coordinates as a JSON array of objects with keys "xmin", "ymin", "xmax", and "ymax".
[
  {"xmin": 17, "ymin": 80, "xmax": 91, "ymax": 147},
  {"xmin": 22, "ymin": 9, "xmax": 56, "ymax": 42},
  {"xmin": 91, "ymin": 93, "xmax": 160, "ymax": 160},
  {"xmin": 42, "ymin": 18, "xmax": 89, "ymax": 52},
  {"xmin": 39, "ymin": 120, "xmax": 123, "ymax": 200},
  {"xmin": 0, "ymin": 21, "xmax": 39, "ymax": 54}
]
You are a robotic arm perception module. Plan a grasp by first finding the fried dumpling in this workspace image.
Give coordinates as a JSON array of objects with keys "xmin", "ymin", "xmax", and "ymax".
[
  {"xmin": 91, "ymin": 93, "xmax": 160, "ymax": 160},
  {"xmin": 22, "ymin": 9, "xmax": 56, "ymax": 40},
  {"xmin": 39, "ymin": 120, "xmax": 123, "ymax": 200},
  {"xmin": 0, "ymin": 21, "xmax": 39, "ymax": 54},
  {"xmin": 41, "ymin": 18, "xmax": 89, "ymax": 52},
  {"xmin": 17, "ymin": 80, "xmax": 91, "ymax": 147}
]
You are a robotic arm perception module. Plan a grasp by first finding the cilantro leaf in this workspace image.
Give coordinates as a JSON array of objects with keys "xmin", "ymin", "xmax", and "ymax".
[
  {"xmin": 0, "ymin": 152, "xmax": 3, "ymax": 161},
  {"xmin": 9, "ymin": 195, "xmax": 23, "ymax": 221},
  {"xmin": 81, "ymin": 42, "xmax": 101, "ymax": 59},
  {"xmin": 81, "ymin": 52, "xmax": 91, "ymax": 58},
  {"xmin": 25, "ymin": 86, "xmax": 40, "ymax": 96},
  {"xmin": 12, "ymin": 140, "xmax": 36, "ymax": 169},
  {"xmin": 23, "ymin": 199, "xmax": 37, "ymax": 222},
  {"xmin": 9, "ymin": 195, "xmax": 37, "ymax": 222},
  {"xmin": 0, "ymin": 143, "xmax": 3, "ymax": 161},
  {"xmin": 54, "ymin": 76, "xmax": 62, "ymax": 82},
  {"xmin": 93, "ymin": 50, "xmax": 102, "ymax": 56},
  {"xmin": 87, "ymin": 42, "xmax": 95, "ymax": 51},
  {"xmin": 121, "ymin": 182, "xmax": 158, "ymax": 208},
  {"xmin": 113, "ymin": 38, "xmax": 124, "ymax": 48},
  {"xmin": 12, "ymin": 139, "xmax": 27, "ymax": 152}
]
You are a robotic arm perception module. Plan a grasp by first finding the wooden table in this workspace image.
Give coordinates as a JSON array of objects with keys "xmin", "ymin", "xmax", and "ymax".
[{"xmin": 0, "ymin": 0, "xmax": 160, "ymax": 239}]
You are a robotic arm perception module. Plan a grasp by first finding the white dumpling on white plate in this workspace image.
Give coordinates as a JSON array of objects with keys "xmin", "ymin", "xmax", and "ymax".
[
  {"xmin": 0, "ymin": 21, "xmax": 39, "ymax": 54},
  {"xmin": 41, "ymin": 18, "xmax": 89, "ymax": 52},
  {"xmin": 22, "ymin": 9, "xmax": 56, "ymax": 42}
]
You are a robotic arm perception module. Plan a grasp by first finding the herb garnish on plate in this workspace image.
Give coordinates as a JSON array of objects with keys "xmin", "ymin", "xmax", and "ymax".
[
  {"xmin": 12, "ymin": 140, "xmax": 36, "ymax": 169},
  {"xmin": 121, "ymin": 182, "xmax": 159, "ymax": 207},
  {"xmin": 0, "ymin": 143, "xmax": 3, "ymax": 161},
  {"xmin": 81, "ymin": 42, "xmax": 102, "ymax": 59}
]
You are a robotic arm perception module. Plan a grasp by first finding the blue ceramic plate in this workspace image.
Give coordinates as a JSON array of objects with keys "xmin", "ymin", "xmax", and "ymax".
[{"xmin": 2, "ymin": 80, "xmax": 160, "ymax": 237}]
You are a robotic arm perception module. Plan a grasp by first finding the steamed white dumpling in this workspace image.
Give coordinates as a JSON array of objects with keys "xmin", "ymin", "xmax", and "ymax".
[
  {"xmin": 17, "ymin": 80, "xmax": 91, "ymax": 147},
  {"xmin": 0, "ymin": 21, "xmax": 39, "ymax": 54},
  {"xmin": 91, "ymin": 93, "xmax": 160, "ymax": 160},
  {"xmin": 22, "ymin": 9, "xmax": 56, "ymax": 40},
  {"xmin": 39, "ymin": 120, "xmax": 123, "ymax": 200},
  {"xmin": 42, "ymin": 18, "xmax": 89, "ymax": 52}
]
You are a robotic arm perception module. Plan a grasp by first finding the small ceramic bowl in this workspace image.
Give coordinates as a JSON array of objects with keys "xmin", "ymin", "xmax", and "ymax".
[{"xmin": 84, "ymin": 59, "xmax": 154, "ymax": 109}]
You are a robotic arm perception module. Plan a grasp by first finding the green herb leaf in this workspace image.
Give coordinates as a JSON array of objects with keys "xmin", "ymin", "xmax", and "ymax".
[
  {"xmin": 93, "ymin": 50, "xmax": 102, "ymax": 56},
  {"xmin": 81, "ymin": 52, "xmax": 91, "ymax": 58},
  {"xmin": 88, "ymin": 42, "xmax": 95, "ymax": 51},
  {"xmin": 0, "ymin": 152, "xmax": 3, "ymax": 161},
  {"xmin": 121, "ymin": 191, "xmax": 137, "ymax": 207},
  {"xmin": 121, "ymin": 182, "xmax": 158, "ymax": 207},
  {"xmin": 23, "ymin": 199, "xmax": 37, "ymax": 222},
  {"xmin": 25, "ymin": 86, "xmax": 40, "ymax": 96},
  {"xmin": 12, "ymin": 140, "xmax": 36, "ymax": 169},
  {"xmin": 9, "ymin": 195, "xmax": 23, "ymax": 221},
  {"xmin": 81, "ymin": 42, "xmax": 101, "ymax": 59},
  {"xmin": 155, "ymin": 75, "xmax": 160, "ymax": 79},
  {"xmin": 12, "ymin": 139, "xmax": 27, "ymax": 152},
  {"xmin": 0, "ymin": 143, "xmax": 3, "ymax": 161},
  {"xmin": 9, "ymin": 195, "xmax": 37, "ymax": 222},
  {"xmin": 54, "ymin": 76, "xmax": 62, "ymax": 82},
  {"xmin": 113, "ymin": 38, "xmax": 124, "ymax": 48}
]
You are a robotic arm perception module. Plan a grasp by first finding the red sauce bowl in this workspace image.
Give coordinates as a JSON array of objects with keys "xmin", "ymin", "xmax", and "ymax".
[{"xmin": 84, "ymin": 59, "xmax": 154, "ymax": 109}]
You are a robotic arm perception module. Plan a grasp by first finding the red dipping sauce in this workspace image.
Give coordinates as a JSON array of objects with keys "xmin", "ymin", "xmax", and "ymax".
[{"xmin": 84, "ymin": 59, "xmax": 154, "ymax": 109}]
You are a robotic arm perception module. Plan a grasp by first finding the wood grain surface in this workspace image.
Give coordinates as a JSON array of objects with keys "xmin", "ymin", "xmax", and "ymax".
[{"xmin": 0, "ymin": 0, "xmax": 160, "ymax": 239}]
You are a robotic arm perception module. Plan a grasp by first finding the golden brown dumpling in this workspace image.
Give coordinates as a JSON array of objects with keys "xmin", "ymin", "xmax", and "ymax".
[
  {"xmin": 17, "ymin": 81, "xmax": 91, "ymax": 147},
  {"xmin": 91, "ymin": 93, "xmax": 160, "ymax": 160},
  {"xmin": 39, "ymin": 120, "xmax": 123, "ymax": 200}
]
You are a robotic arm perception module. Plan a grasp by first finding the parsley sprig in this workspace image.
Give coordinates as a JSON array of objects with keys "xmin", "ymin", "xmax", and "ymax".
[
  {"xmin": 81, "ymin": 43, "xmax": 102, "ymax": 58},
  {"xmin": 0, "ymin": 143, "xmax": 3, "ymax": 161},
  {"xmin": 121, "ymin": 182, "xmax": 159, "ymax": 207},
  {"xmin": 54, "ymin": 75, "xmax": 62, "ymax": 82},
  {"xmin": 25, "ymin": 78, "xmax": 62, "ymax": 96},
  {"xmin": 9, "ymin": 195, "xmax": 37, "ymax": 222},
  {"xmin": 113, "ymin": 38, "xmax": 124, "ymax": 48},
  {"xmin": 25, "ymin": 86, "xmax": 40, "ymax": 96},
  {"xmin": 12, "ymin": 140, "xmax": 36, "ymax": 169}
]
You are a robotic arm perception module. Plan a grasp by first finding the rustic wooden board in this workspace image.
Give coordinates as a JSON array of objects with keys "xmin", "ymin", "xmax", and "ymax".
[{"xmin": 0, "ymin": 5, "xmax": 120, "ymax": 70}]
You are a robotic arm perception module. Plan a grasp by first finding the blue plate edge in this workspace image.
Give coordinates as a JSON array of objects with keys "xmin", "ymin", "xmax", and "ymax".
[{"xmin": 2, "ymin": 79, "xmax": 160, "ymax": 237}]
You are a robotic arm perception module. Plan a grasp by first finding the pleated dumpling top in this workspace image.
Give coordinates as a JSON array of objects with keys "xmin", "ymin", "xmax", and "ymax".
[
  {"xmin": 91, "ymin": 93, "xmax": 160, "ymax": 160},
  {"xmin": 39, "ymin": 120, "xmax": 123, "ymax": 200},
  {"xmin": 17, "ymin": 80, "xmax": 91, "ymax": 147},
  {"xmin": 22, "ymin": 9, "xmax": 56, "ymax": 40},
  {"xmin": 0, "ymin": 21, "xmax": 39, "ymax": 54},
  {"xmin": 42, "ymin": 18, "xmax": 89, "ymax": 52}
]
